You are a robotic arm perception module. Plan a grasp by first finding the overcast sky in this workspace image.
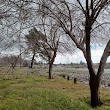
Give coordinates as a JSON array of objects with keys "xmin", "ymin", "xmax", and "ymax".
[
  {"xmin": 54, "ymin": 46, "xmax": 110, "ymax": 64},
  {"xmin": 1, "ymin": 44, "xmax": 110, "ymax": 64}
]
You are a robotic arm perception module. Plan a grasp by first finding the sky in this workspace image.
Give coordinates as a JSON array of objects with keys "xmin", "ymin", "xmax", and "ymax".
[{"xmin": 54, "ymin": 46, "xmax": 110, "ymax": 64}]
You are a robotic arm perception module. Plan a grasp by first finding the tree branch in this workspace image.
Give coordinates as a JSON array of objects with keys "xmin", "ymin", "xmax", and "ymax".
[{"xmin": 97, "ymin": 40, "xmax": 110, "ymax": 81}]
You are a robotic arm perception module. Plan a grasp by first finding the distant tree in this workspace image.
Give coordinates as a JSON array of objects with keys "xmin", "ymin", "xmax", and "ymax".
[
  {"xmin": 26, "ymin": 27, "xmax": 60, "ymax": 79},
  {"xmin": 26, "ymin": 28, "xmax": 42, "ymax": 68},
  {"xmin": 3, "ymin": 55, "xmax": 23, "ymax": 68},
  {"xmin": 27, "ymin": 26, "xmax": 75, "ymax": 79},
  {"xmin": 2, "ymin": 55, "xmax": 20, "ymax": 73}
]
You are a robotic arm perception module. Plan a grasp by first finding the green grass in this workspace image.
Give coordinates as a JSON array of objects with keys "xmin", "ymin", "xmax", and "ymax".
[
  {"xmin": 0, "ymin": 75, "xmax": 90, "ymax": 110},
  {"xmin": 0, "ymin": 68, "xmax": 110, "ymax": 110}
]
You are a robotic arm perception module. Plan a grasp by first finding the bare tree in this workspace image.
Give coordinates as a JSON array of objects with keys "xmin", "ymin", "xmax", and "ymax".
[
  {"xmin": 37, "ymin": 0, "xmax": 110, "ymax": 107},
  {"xmin": 40, "ymin": 29, "xmax": 60, "ymax": 79},
  {"xmin": 26, "ymin": 26, "xmax": 60, "ymax": 79},
  {"xmin": 2, "ymin": 55, "xmax": 20, "ymax": 73}
]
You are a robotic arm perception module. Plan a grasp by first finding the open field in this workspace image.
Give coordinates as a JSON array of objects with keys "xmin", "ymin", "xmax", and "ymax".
[{"xmin": 0, "ymin": 67, "xmax": 110, "ymax": 110}]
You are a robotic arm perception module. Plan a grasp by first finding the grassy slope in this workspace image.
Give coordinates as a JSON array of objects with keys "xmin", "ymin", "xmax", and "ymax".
[{"xmin": 0, "ymin": 69, "xmax": 110, "ymax": 110}]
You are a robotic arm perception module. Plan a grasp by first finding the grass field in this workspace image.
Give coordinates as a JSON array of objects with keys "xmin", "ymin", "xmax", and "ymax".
[{"xmin": 0, "ymin": 67, "xmax": 110, "ymax": 110}]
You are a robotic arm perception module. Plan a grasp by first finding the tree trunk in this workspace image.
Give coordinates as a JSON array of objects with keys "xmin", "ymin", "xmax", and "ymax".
[
  {"xmin": 48, "ymin": 48, "xmax": 57, "ymax": 79},
  {"xmin": 85, "ymin": 16, "xmax": 101, "ymax": 107},
  {"xmin": 89, "ymin": 75, "xmax": 102, "ymax": 107},
  {"xmin": 49, "ymin": 62, "xmax": 52, "ymax": 79},
  {"xmin": 30, "ymin": 49, "xmax": 36, "ymax": 68}
]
